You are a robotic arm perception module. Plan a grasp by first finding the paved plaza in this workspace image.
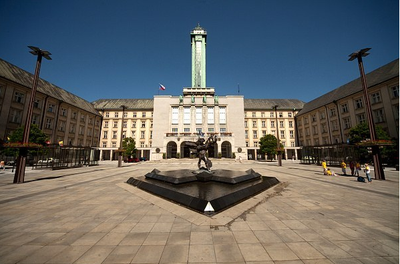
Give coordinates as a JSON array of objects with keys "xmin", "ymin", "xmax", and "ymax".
[{"xmin": 0, "ymin": 159, "xmax": 398, "ymax": 264}]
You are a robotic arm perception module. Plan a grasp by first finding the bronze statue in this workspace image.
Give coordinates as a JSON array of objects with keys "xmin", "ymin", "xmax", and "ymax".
[{"xmin": 185, "ymin": 135, "xmax": 217, "ymax": 171}]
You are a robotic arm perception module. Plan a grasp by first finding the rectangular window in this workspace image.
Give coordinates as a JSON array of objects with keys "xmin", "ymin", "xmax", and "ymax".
[
  {"xmin": 196, "ymin": 107, "xmax": 202, "ymax": 124},
  {"xmin": 70, "ymin": 124, "xmax": 75, "ymax": 133},
  {"xmin": 142, "ymin": 112, "xmax": 146, "ymax": 118},
  {"xmin": 341, "ymin": 103, "xmax": 348, "ymax": 113},
  {"xmin": 244, "ymin": 121, "xmax": 248, "ymax": 128},
  {"xmin": 253, "ymin": 130, "xmax": 257, "ymax": 139},
  {"xmin": 270, "ymin": 112, "xmax": 274, "ymax": 118},
  {"xmin": 113, "ymin": 121, "xmax": 118, "ymax": 128},
  {"xmin": 172, "ymin": 128, "xmax": 178, "ymax": 133},
  {"xmin": 207, "ymin": 107, "xmax": 214, "ymax": 124},
  {"xmin": 45, "ymin": 118, "xmax": 52, "ymax": 129},
  {"xmin": 123, "ymin": 112, "xmax": 127, "ymax": 118},
  {"xmin": 252, "ymin": 112, "xmax": 256, "ymax": 118},
  {"xmin": 132, "ymin": 112, "xmax": 137, "ymax": 118},
  {"xmin": 220, "ymin": 127, "xmax": 226, "ymax": 133},
  {"xmin": 104, "ymin": 121, "xmax": 109, "ymax": 128},
  {"xmin": 354, "ymin": 98, "xmax": 363, "ymax": 109},
  {"xmin": 183, "ymin": 107, "xmax": 191, "ymax": 124},
  {"xmin": 252, "ymin": 121, "xmax": 257, "ymax": 128},
  {"xmin": 261, "ymin": 120, "xmax": 266, "ymax": 128},
  {"xmin": 312, "ymin": 114, "xmax": 316, "ymax": 122},
  {"xmin": 141, "ymin": 131, "xmax": 145, "ymax": 139},
  {"xmin": 59, "ymin": 121, "xmax": 65, "ymax": 131},
  {"xmin": 14, "ymin": 92, "xmax": 24, "ymax": 103},
  {"xmin": 208, "ymin": 127, "xmax": 214, "ymax": 133},
  {"xmin": 32, "ymin": 114, "xmax": 40, "ymax": 125},
  {"xmin": 184, "ymin": 128, "xmax": 190, "ymax": 132},
  {"xmin": 391, "ymin": 85, "xmax": 399, "ymax": 98},
  {"xmin": 114, "ymin": 112, "xmax": 119, "ymax": 118},
  {"xmin": 279, "ymin": 112, "xmax": 283, "ymax": 118},
  {"xmin": 270, "ymin": 120, "xmax": 275, "ymax": 128},
  {"xmin": 102, "ymin": 142, "xmax": 107, "ymax": 148},
  {"xmin": 289, "ymin": 121, "xmax": 293, "ymax": 128},
  {"xmin": 9, "ymin": 109, "xmax": 22, "ymax": 123},
  {"xmin": 290, "ymin": 130, "xmax": 294, "ymax": 138},
  {"xmin": 262, "ymin": 130, "xmax": 266, "ymax": 137},
  {"xmin": 33, "ymin": 99, "xmax": 41, "ymax": 109},
  {"xmin": 112, "ymin": 131, "xmax": 117, "ymax": 139},
  {"xmin": 374, "ymin": 109, "xmax": 385, "ymax": 123},
  {"xmin": 219, "ymin": 107, "xmax": 226, "ymax": 124},
  {"xmin": 371, "ymin": 92, "xmax": 381, "ymax": 104},
  {"xmin": 357, "ymin": 114, "xmax": 365, "ymax": 124},
  {"xmin": 123, "ymin": 121, "xmax": 127, "ymax": 128},
  {"xmin": 343, "ymin": 117, "xmax": 351, "ymax": 129},
  {"xmin": 112, "ymin": 142, "xmax": 117, "ymax": 148},
  {"xmin": 105, "ymin": 112, "xmax": 109, "ymax": 118},
  {"xmin": 48, "ymin": 104, "xmax": 55, "ymax": 113},
  {"xmin": 141, "ymin": 121, "xmax": 145, "ymax": 128},
  {"xmin": 245, "ymin": 130, "xmax": 248, "ymax": 139},
  {"xmin": 330, "ymin": 108, "xmax": 336, "ymax": 117},
  {"xmin": 132, "ymin": 121, "xmax": 136, "ymax": 128},
  {"xmin": 279, "ymin": 121, "xmax": 284, "ymax": 128},
  {"xmin": 280, "ymin": 130, "xmax": 285, "ymax": 139},
  {"xmin": 288, "ymin": 112, "xmax": 293, "ymax": 118},
  {"xmin": 172, "ymin": 107, "xmax": 179, "ymax": 124}
]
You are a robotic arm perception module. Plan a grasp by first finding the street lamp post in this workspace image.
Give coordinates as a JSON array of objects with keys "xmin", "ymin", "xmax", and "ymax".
[
  {"xmin": 348, "ymin": 48, "xmax": 385, "ymax": 180},
  {"xmin": 13, "ymin": 46, "xmax": 51, "ymax": 184},
  {"xmin": 273, "ymin": 105, "xmax": 282, "ymax": 166},
  {"xmin": 118, "ymin": 105, "xmax": 126, "ymax": 167}
]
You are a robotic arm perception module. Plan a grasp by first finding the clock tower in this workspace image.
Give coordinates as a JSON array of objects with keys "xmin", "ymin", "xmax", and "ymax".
[{"xmin": 191, "ymin": 23, "xmax": 207, "ymax": 88}]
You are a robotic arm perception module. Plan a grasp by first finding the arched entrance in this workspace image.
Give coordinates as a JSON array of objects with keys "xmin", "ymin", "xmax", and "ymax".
[
  {"xmin": 221, "ymin": 141, "xmax": 232, "ymax": 158},
  {"xmin": 181, "ymin": 141, "xmax": 193, "ymax": 158},
  {"xmin": 167, "ymin": 141, "xmax": 177, "ymax": 158}
]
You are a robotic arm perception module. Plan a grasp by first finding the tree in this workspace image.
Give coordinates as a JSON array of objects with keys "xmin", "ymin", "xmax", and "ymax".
[
  {"xmin": 7, "ymin": 124, "xmax": 49, "ymax": 145},
  {"xmin": 122, "ymin": 137, "xmax": 136, "ymax": 158},
  {"xmin": 1, "ymin": 124, "xmax": 49, "ymax": 157},
  {"xmin": 259, "ymin": 134, "xmax": 283, "ymax": 161},
  {"xmin": 348, "ymin": 122, "xmax": 390, "ymax": 144},
  {"xmin": 349, "ymin": 122, "xmax": 397, "ymax": 164}
]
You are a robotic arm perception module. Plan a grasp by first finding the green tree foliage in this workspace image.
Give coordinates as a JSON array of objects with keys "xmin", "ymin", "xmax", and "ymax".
[
  {"xmin": 259, "ymin": 134, "xmax": 283, "ymax": 161},
  {"xmin": 1, "ymin": 124, "xmax": 49, "ymax": 157},
  {"xmin": 7, "ymin": 124, "xmax": 49, "ymax": 145},
  {"xmin": 348, "ymin": 122, "xmax": 390, "ymax": 144},
  {"xmin": 349, "ymin": 122, "xmax": 397, "ymax": 164},
  {"xmin": 122, "ymin": 137, "xmax": 136, "ymax": 158}
]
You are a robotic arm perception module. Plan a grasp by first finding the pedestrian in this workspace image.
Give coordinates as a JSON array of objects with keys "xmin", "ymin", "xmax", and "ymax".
[
  {"xmin": 364, "ymin": 163, "xmax": 372, "ymax": 183},
  {"xmin": 350, "ymin": 161, "xmax": 355, "ymax": 176},
  {"xmin": 322, "ymin": 159, "xmax": 327, "ymax": 175},
  {"xmin": 355, "ymin": 161, "xmax": 361, "ymax": 176},
  {"xmin": 326, "ymin": 168, "xmax": 336, "ymax": 176},
  {"xmin": 0, "ymin": 160, "xmax": 4, "ymax": 171},
  {"xmin": 341, "ymin": 160, "xmax": 347, "ymax": 175}
]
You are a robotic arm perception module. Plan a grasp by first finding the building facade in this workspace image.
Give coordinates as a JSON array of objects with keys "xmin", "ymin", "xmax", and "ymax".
[
  {"xmin": 0, "ymin": 58, "xmax": 102, "ymax": 147},
  {"xmin": 93, "ymin": 25, "xmax": 304, "ymax": 161},
  {"xmin": 296, "ymin": 59, "xmax": 399, "ymax": 147}
]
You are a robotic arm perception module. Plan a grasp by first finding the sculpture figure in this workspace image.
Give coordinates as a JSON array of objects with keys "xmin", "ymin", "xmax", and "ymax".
[{"xmin": 185, "ymin": 135, "xmax": 217, "ymax": 171}]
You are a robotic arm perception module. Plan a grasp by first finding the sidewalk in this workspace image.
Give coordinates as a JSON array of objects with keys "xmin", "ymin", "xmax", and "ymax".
[{"xmin": 0, "ymin": 159, "xmax": 398, "ymax": 263}]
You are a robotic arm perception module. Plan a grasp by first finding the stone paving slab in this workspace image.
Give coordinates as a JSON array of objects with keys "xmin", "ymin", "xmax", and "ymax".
[{"xmin": 0, "ymin": 159, "xmax": 398, "ymax": 263}]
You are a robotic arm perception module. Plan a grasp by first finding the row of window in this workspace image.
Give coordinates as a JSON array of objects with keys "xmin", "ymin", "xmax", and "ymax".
[
  {"xmin": 300, "ymin": 88, "xmax": 398, "ymax": 126},
  {"xmin": 245, "ymin": 130, "xmax": 295, "ymax": 139},
  {"xmin": 102, "ymin": 141, "xmax": 150, "ymax": 148},
  {"xmin": 246, "ymin": 141, "xmax": 296, "ymax": 148},
  {"xmin": 171, "ymin": 107, "xmax": 226, "ymax": 125},
  {"xmin": 245, "ymin": 120, "xmax": 294, "ymax": 128},
  {"xmin": 246, "ymin": 111, "xmax": 294, "ymax": 118},
  {"xmin": 13, "ymin": 92, "xmax": 94, "ymax": 123},
  {"xmin": 104, "ymin": 120, "xmax": 152, "ymax": 128},
  {"xmin": 103, "ymin": 130, "xmax": 151, "ymax": 140},
  {"xmin": 104, "ymin": 111, "xmax": 152, "ymax": 118}
]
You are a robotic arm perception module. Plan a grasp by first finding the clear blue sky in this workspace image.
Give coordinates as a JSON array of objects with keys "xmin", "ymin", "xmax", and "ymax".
[{"xmin": 0, "ymin": 0, "xmax": 398, "ymax": 103}]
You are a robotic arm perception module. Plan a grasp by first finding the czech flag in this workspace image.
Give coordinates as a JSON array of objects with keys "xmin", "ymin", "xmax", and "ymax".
[{"xmin": 159, "ymin": 83, "xmax": 166, "ymax": 90}]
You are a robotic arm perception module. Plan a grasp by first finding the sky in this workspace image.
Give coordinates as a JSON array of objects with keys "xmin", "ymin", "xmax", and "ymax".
[{"xmin": 0, "ymin": 0, "xmax": 398, "ymax": 103}]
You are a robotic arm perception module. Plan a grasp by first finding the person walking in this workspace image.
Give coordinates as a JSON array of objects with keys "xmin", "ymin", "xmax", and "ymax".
[
  {"xmin": 355, "ymin": 161, "xmax": 361, "ymax": 177},
  {"xmin": 350, "ymin": 161, "xmax": 355, "ymax": 176},
  {"xmin": 322, "ymin": 160, "xmax": 327, "ymax": 175},
  {"xmin": 364, "ymin": 163, "xmax": 372, "ymax": 183},
  {"xmin": 341, "ymin": 160, "xmax": 347, "ymax": 176}
]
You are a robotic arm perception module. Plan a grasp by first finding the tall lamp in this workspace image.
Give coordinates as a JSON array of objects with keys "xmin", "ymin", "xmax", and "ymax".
[
  {"xmin": 348, "ymin": 48, "xmax": 385, "ymax": 180},
  {"xmin": 118, "ymin": 105, "xmax": 126, "ymax": 167},
  {"xmin": 14, "ymin": 46, "xmax": 51, "ymax": 183},
  {"xmin": 273, "ymin": 105, "xmax": 282, "ymax": 166}
]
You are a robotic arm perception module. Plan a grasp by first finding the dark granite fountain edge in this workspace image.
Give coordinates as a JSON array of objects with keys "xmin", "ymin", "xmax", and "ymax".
[{"xmin": 126, "ymin": 175, "xmax": 280, "ymax": 215}]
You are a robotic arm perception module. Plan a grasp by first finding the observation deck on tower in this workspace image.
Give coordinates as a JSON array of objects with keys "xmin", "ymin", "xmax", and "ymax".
[{"xmin": 183, "ymin": 87, "xmax": 215, "ymax": 96}]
